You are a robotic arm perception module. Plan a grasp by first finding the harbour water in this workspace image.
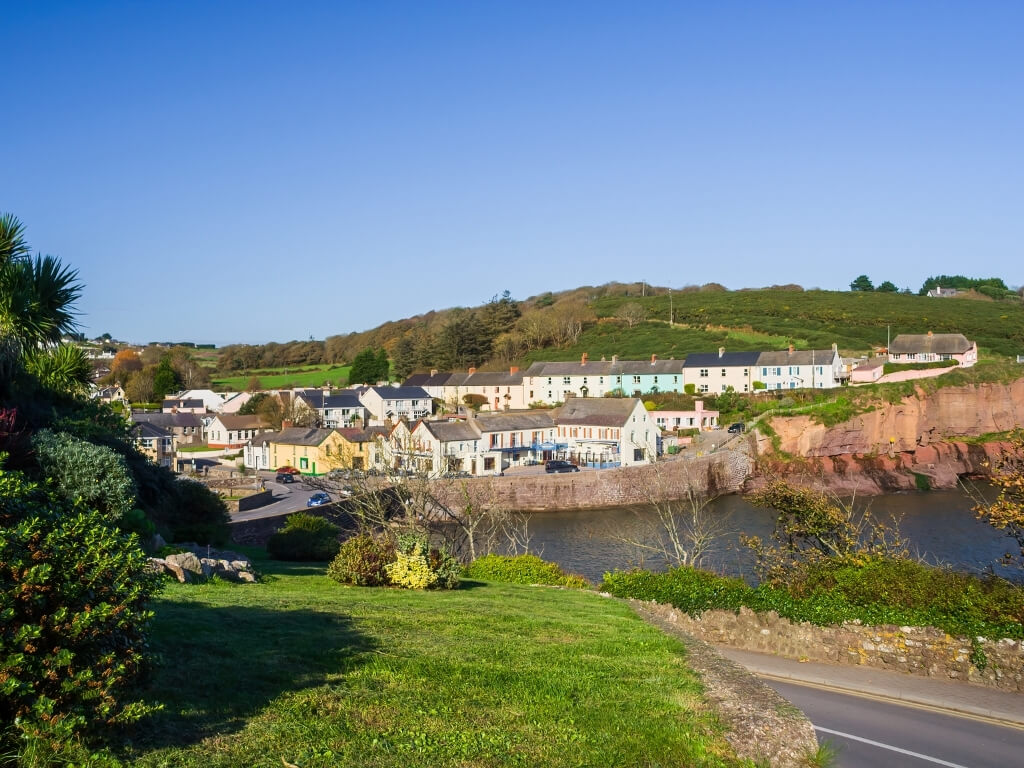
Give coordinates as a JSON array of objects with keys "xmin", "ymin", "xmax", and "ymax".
[{"xmin": 521, "ymin": 489, "xmax": 1020, "ymax": 584}]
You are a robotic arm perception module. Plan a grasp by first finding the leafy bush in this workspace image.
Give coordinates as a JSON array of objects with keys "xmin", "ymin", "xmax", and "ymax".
[
  {"xmin": 428, "ymin": 547, "xmax": 462, "ymax": 590},
  {"xmin": 0, "ymin": 468, "xmax": 161, "ymax": 750},
  {"xmin": 386, "ymin": 545, "xmax": 437, "ymax": 589},
  {"xmin": 328, "ymin": 534, "xmax": 395, "ymax": 586},
  {"xmin": 267, "ymin": 513, "xmax": 341, "ymax": 561},
  {"xmin": 165, "ymin": 478, "xmax": 231, "ymax": 545},
  {"xmin": 465, "ymin": 554, "xmax": 591, "ymax": 589},
  {"xmin": 31, "ymin": 429, "xmax": 136, "ymax": 519}
]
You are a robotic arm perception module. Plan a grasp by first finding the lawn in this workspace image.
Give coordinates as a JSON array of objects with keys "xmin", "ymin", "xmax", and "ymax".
[
  {"xmin": 118, "ymin": 557, "xmax": 743, "ymax": 768},
  {"xmin": 211, "ymin": 364, "xmax": 352, "ymax": 391}
]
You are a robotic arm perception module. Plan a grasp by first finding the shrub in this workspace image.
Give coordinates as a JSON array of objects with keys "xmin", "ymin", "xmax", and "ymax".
[
  {"xmin": 267, "ymin": 513, "xmax": 341, "ymax": 561},
  {"xmin": 465, "ymin": 554, "xmax": 591, "ymax": 589},
  {"xmin": 31, "ymin": 429, "xmax": 136, "ymax": 519},
  {"xmin": 428, "ymin": 547, "xmax": 462, "ymax": 590},
  {"xmin": 0, "ymin": 468, "xmax": 161, "ymax": 750},
  {"xmin": 386, "ymin": 546, "xmax": 436, "ymax": 589},
  {"xmin": 165, "ymin": 478, "xmax": 231, "ymax": 545},
  {"xmin": 328, "ymin": 535, "xmax": 395, "ymax": 586}
]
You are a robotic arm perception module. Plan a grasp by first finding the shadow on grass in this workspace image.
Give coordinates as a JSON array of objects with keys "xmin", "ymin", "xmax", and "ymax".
[{"xmin": 122, "ymin": 602, "xmax": 372, "ymax": 755}]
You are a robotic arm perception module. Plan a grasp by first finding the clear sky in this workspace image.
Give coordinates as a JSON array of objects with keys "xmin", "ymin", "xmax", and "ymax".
[{"xmin": 3, "ymin": 1, "xmax": 1022, "ymax": 345}]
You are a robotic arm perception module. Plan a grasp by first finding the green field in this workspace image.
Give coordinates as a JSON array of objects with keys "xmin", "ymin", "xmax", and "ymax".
[
  {"xmin": 116, "ymin": 557, "xmax": 743, "ymax": 768},
  {"xmin": 211, "ymin": 364, "xmax": 352, "ymax": 391}
]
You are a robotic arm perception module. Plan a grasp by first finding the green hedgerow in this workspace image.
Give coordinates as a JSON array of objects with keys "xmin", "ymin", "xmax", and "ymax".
[
  {"xmin": 465, "ymin": 554, "xmax": 591, "ymax": 589},
  {"xmin": 267, "ymin": 513, "xmax": 341, "ymax": 561},
  {"xmin": 328, "ymin": 535, "xmax": 395, "ymax": 586},
  {"xmin": 0, "ymin": 467, "xmax": 162, "ymax": 751}
]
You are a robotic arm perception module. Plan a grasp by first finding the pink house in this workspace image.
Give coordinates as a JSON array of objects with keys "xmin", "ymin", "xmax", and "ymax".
[
  {"xmin": 651, "ymin": 400, "xmax": 719, "ymax": 431},
  {"xmin": 851, "ymin": 359, "xmax": 885, "ymax": 383},
  {"xmin": 888, "ymin": 332, "xmax": 977, "ymax": 368}
]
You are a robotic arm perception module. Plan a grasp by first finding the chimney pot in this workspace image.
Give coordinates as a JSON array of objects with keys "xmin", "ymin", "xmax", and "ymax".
[
  {"xmin": 718, "ymin": 347, "xmax": 725, "ymax": 358},
  {"xmin": 581, "ymin": 353, "xmax": 588, "ymax": 365},
  {"xmin": 612, "ymin": 354, "xmax": 619, "ymax": 364},
  {"xmin": 468, "ymin": 367, "xmax": 477, "ymax": 375},
  {"xmin": 788, "ymin": 344, "xmax": 794, "ymax": 354},
  {"xmin": 430, "ymin": 369, "xmax": 438, "ymax": 376},
  {"xmin": 927, "ymin": 330, "xmax": 933, "ymax": 336},
  {"xmin": 651, "ymin": 354, "xmax": 657, "ymax": 364},
  {"xmin": 509, "ymin": 366, "xmax": 519, "ymax": 374}
]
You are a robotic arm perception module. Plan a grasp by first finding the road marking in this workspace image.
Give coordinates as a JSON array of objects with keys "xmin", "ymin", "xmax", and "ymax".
[{"xmin": 814, "ymin": 725, "xmax": 971, "ymax": 768}]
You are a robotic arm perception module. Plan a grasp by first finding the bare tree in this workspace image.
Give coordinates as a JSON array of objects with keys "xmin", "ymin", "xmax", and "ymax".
[
  {"xmin": 615, "ymin": 302, "xmax": 647, "ymax": 328},
  {"xmin": 594, "ymin": 457, "xmax": 731, "ymax": 570}
]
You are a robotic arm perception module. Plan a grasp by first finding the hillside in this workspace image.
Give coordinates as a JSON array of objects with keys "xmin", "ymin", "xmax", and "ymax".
[{"xmin": 211, "ymin": 284, "xmax": 1024, "ymax": 379}]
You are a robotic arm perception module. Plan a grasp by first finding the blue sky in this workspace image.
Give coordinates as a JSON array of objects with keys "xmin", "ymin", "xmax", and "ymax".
[{"xmin": 3, "ymin": 1, "xmax": 1022, "ymax": 345}]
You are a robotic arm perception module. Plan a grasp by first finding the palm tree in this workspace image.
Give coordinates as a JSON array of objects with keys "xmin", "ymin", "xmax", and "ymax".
[{"xmin": 0, "ymin": 213, "xmax": 84, "ymax": 389}]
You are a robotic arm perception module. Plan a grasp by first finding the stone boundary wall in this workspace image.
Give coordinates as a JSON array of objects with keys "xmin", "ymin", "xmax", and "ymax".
[
  {"xmin": 432, "ymin": 451, "xmax": 752, "ymax": 512},
  {"xmin": 237, "ymin": 490, "xmax": 273, "ymax": 511},
  {"xmin": 649, "ymin": 603, "xmax": 1024, "ymax": 693}
]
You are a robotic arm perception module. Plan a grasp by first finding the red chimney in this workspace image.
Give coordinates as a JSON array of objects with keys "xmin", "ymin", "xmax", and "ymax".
[
  {"xmin": 650, "ymin": 354, "xmax": 657, "ymax": 364},
  {"xmin": 281, "ymin": 420, "xmax": 294, "ymax": 429},
  {"xmin": 509, "ymin": 366, "xmax": 519, "ymax": 374},
  {"xmin": 581, "ymin": 353, "xmax": 588, "ymax": 365},
  {"xmin": 788, "ymin": 344, "xmax": 794, "ymax": 354},
  {"xmin": 468, "ymin": 367, "xmax": 477, "ymax": 375}
]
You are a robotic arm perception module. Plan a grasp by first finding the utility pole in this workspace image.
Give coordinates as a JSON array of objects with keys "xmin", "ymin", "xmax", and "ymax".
[{"xmin": 669, "ymin": 287, "xmax": 674, "ymax": 326}]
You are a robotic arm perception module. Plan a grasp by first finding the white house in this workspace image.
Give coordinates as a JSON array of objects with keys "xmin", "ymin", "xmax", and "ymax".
[
  {"xmin": 295, "ymin": 389, "xmax": 368, "ymax": 428},
  {"xmin": 755, "ymin": 345, "xmax": 845, "ymax": 390},
  {"xmin": 176, "ymin": 389, "xmax": 226, "ymax": 412},
  {"xmin": 359, "ymin": 386, "xmax": 432, "ymax": 425},
  {"xmin": 523, "ymin": 354, "xmax": 685, "ymax": 405},
  {"xmin": 205, "ymin": 414, "xmax": 269, "ymax": 449}
]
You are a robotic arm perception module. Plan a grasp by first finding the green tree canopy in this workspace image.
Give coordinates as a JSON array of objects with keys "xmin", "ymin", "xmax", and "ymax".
[
  {"xmin": 876, "ymin": 280, "xmax": 899, "ymax": 293},
  {"xmin": 849, "ymin": 275, "xmax": 874, "ymax": 292}
]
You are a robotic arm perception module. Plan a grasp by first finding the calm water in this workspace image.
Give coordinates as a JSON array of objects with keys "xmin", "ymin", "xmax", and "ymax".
[{"xmin": 522, "ymin": 489, "xmax": 1020, "ymax": 584}]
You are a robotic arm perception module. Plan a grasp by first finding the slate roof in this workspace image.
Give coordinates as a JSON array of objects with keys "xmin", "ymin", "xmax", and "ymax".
[
  {"xmin": 420, "ymin": 420, "xmax": 482, "ymax": 442},
  {"xmin": 523, "ymin": 359, "xmax": 682, "ymax": 377},
  {"xmin": 133, "ymin": 421, "xmax": 170, "ymax": 439},
  {"xmin": 335, "ymin": 427, "xmax": 374, "ymax": 443},
  {"xmin": 366, "ymin": 386, "xmax": 431, "ymax": 400},
  {"xmin": 756, "ymin": 349, "xmax": 839, "ymax": 367},
  {"xmin": 401, "ymin": 374, "xmax": 431, "ymax": 387},
  {"xmin": 473, "ymin": 410, "xmax": 556, "ymax": 432},
  {"xmin": 297, "ymin": 391, "xmax": 363, "ymax": 409},
  {"xmin": 132, "ymin": 412, "xmax": 203, "ymax": 429},
  {"xmin": 889, "ymin": 333, "xmax": 974, "ymax": 355},
  {"xmin": 553, "ymin": 398, "xmax": 640, "ymax": 427},
  {"xmin": 266, "ymin": 427, "xmax": 337, "ymax": 447},
  {"xmin": 682, "ymin": 351, "xmax": 761, "ymax": 368},
  {"xmin": 214, "ymin": 414, "xmax": 267, "ymax": 430},
  {"xmin": 463, "ymin": 371, "xmax": 524, "ymax": 386}
]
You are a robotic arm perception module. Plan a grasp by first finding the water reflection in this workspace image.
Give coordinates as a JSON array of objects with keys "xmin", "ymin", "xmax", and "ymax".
[{"xmin": 523, "ymin": 490, "xmax": 1020, "ymax": 585}]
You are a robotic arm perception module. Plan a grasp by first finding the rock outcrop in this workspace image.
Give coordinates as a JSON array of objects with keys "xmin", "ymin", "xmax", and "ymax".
[
  {"xmin": 754, "ymin": 380, "xmax": 1024, "ymax": 494},
  {"xmin": 149, "ymin": 546, "xmax": 257, "ymax": 583}
]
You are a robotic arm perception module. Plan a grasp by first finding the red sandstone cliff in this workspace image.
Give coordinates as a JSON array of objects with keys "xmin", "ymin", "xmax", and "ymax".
[{"xmin": 752, "ymin": 380, "xmax": 1024, "ymax": 494}]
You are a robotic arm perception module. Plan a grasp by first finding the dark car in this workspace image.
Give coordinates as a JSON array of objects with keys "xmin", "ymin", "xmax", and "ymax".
[
  {"xmin": 727, "ymin": 422, "xmax": 745, "ymax": 434},
  {"xmin": 306, "ymin": 492, "xmax": 331, "ymax": 507},
  {"xmin": 275, "ymin": 473, "xmax": 297, "ymax": 484},
  {"xmin": 545, "ymin": 460, "xmax": 580, "ymax": 473}
]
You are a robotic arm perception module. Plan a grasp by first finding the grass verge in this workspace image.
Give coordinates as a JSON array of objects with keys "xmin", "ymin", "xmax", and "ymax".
[{"xmin": 113, "ymin": 557, "xmax": 744, "ymax": 767}]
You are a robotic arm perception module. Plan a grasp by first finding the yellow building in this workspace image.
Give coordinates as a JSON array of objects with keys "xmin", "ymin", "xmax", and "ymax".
[{"xmin": 266, "ymin": 427, "xmax": 348, "ymax": 476}]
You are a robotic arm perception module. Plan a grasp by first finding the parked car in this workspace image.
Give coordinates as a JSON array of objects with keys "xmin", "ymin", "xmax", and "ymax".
[
  {"xmin": 545, "ymin": 460, "xmax": 580, "ymax": 473},
  {"xmin": 326, "ymin": 468, "xmax": 349, "ymax": 480},
  {"xmin": 275, "ymin": 473, "xmax": 297, "ymax": 484},
  {"xmin": 306, "ymin": 492, "xmax": 331, "ymax": 507},
  {"xmin": 276, "ymin": 465, "xmax": 301, "ymax": 475},
  {"xmin": 727, "ymin": 422, "xmax": 745, "ymax": 434}
]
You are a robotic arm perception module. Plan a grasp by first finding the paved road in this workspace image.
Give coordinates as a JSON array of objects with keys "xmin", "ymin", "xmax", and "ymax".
[
  {"xmin": 229, "ymin": 478, "xmax": 315, "ymax": 522},
  {"xmin": 766, "ymin": 679, "xmax": 1024, "ymax": 768}
]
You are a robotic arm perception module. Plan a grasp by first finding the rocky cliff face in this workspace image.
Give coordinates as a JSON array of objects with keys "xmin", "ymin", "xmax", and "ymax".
[{"xmin": 754, "ymin": 380, "xmax": 1024, "ymax": 494}]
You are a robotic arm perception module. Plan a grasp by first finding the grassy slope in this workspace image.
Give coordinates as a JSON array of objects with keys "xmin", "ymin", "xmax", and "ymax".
[
  {"xmin": 211, "ymin": 364, "xmax": 352, "ymax": 391},
  {"xmin": 586, "ymin": 290, "xmax": 1024, "ymax": 357},
  {"xmin": 123, "ymin": 559, "xmax": 742, "ymax": 768}
]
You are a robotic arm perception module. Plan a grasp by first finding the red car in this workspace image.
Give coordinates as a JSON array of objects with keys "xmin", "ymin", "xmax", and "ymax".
[{"xmin": 275, "ymin": 466, "xmax": 301, "ymax": 475}]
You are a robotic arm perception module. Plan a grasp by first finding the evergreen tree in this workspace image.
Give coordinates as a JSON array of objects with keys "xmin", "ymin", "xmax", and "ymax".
[
  {"xmin": 849, "ymin": 275, "xmax": 874, "ymax": 292},
  {"xmin": 348, "ymin": 348, "xmax": 380, "ymax": 384},
  {"xmin": 152, "ymin": 356, "xmax": 182, "ymax": 401},
  {"xmin": 375, "ymin": 348, "xmax": 390, "ymax": 382},
  {"xmin": 876, "ymin": 280, "xmax": 899, "ymax": 293}
]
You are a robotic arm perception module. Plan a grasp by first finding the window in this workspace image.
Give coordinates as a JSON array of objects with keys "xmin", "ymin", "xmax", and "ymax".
[
  {"xmin": 722, "ymin": 384, "xmax": 728, "ymax": 392},
  {"xmin": 699, "ymin": 368, "xmax": 709, "ymax": 377},
  {"xmin": 721, "ymin": 368, "xmax": 726, "ymax": 377},
  {"xmin": 699, "ymin": 384, "xmax": 709, "ymax": 393},
  {"xmin": 547, "ymin": 377, "xmax": 552, "ymax": 385},
  {"xmin": 547, "ymin": 391, "xmax": 552, "ymax": 399},
  {"xmin": 633, "ymin": 375, "xmax": 641, "ymax": 384},
  {"xmin": 484, "ymin": 457, "xmax": 495, "ymax": 471},
  {"xmin": 743, "ymin": 384, "xmax": 749, "ymax": 392},
  {"xmin": 299, "ymin": 457, "xmax": 309, "ymax": 469},
  {"xmin": 653, "ymin": 376, "xmax": 658, "ymax": 383},
  {"xmin": 599, "ymin": 377, "xmax": 604, "ymax": 384},
  {"xmin": 673, "ymin": 375, "xmax": 678, "ymax": 383},
  {"xmin": 583, "ymin": 377, "xmax": 587, "ymax": 384},
  {"xmin": 761, "ymin": 367, "xmax": 768, "ymax": 377},
  {"xmin": 743, "ymin": 368, "xmax": 748, "ymax": 376}
]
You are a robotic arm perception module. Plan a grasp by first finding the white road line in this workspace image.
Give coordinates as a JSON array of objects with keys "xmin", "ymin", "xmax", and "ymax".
[{"xmin": 814, "ymin": 725, "xmax": 972, "ymax": 768}]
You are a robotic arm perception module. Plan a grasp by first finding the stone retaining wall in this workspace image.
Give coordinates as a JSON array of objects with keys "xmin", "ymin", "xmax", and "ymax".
[
  {"xmin": 433, "ymin": 451, "xmax": 752, "ymax": 512},
  {"xmin": 653, "ymin": 604, "xmax": 1024, "ymax": 692}
]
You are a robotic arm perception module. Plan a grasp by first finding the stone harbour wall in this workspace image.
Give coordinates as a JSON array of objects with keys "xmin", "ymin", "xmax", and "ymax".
[{"xmin": 647, "ymin": 603, "xmax": 1024, "ymax": 692}]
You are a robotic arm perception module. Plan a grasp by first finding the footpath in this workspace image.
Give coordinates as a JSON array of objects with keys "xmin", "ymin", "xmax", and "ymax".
[{"xmin": 719, "ymin": 647, "xmax": 1024, "ymax": 727}]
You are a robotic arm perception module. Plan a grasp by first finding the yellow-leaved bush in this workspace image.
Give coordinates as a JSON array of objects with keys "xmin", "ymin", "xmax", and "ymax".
[{"xmin": 385, "ymin": 544, "xmax": 438, "ymax": 589}]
